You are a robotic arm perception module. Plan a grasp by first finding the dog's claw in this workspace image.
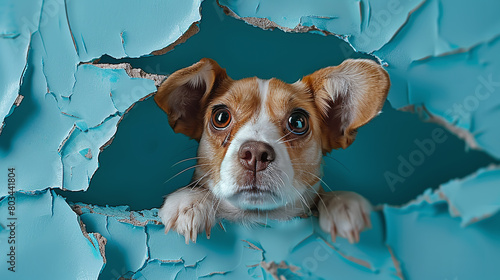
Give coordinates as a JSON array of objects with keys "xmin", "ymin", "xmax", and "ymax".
[
  {"xmin": 330, "ymin": 223, "xmax": 337, "ymax": 243},
  {"xmin": 206, "ymin": 224, "xmax": 212, "ymax": 239},
  {"xmin": 164, "ymin": 215, "xmax": 177, "ymax": 235},
  {"xmin": 191, "ymin": 229, "xmax": 197, "ymax": 243},
  {"xmin": 347, "ymin": 230, "xmax": 355, "ymax": 244}
]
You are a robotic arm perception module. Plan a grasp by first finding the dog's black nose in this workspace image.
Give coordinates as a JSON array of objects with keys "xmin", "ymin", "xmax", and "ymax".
[{"xmin": 238, "ymin": 141, "xmax": 276, "ymax": 172}]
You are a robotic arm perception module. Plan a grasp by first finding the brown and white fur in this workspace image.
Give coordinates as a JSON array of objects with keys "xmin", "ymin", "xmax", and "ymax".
[{"xmin": 155, "ymin": 58, "xmax": 390, "ymax": 244}]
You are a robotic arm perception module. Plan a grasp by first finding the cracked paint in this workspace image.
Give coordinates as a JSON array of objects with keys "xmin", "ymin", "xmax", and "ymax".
[
  {"xmin": 218, "ymin": 0, "xmax": 426, "ymax": 53},
  {"xmin": 384, "ymin": 190, "xmax": 500, "ymax": 279},
  {"xmin": 70, "ymin": 203, "xmax": 399, "ymax": 279},
  {"xmin": 66, "ymin": 0, "xmax": 202, "ymax": 61},
  {"xmin": 0, "ymin": 32, "xmax": 157, "ymax": 196},
  {"xmin": 438, "ymin": 165, "xmax": 500, "ymax": 226},
  {"xmin": 372, "ymin": 0, "xmax": 500, "ymax": 161},
  {"xmin": 0, "ymin": 0, "xmax": 199, "ymax": 197},
  {"xmin": 405, "ymin": 37, "xmax": 500, "ymax": 159},
  {"xmin": 78, "ymin": 209, "xmax": 149, "ymax": 280},
  {"xmin": 0, "ymin": 0, "xmax": 41, "ymax": 134},
  {"xmin": 220, "ymin": 0, "xmax": 500, "ymax": 162}
]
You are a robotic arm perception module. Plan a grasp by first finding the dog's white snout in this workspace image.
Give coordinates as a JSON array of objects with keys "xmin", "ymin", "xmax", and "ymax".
[{"xmin": 238, "ymin": 141, "xmax": 276, "ymax": 172}]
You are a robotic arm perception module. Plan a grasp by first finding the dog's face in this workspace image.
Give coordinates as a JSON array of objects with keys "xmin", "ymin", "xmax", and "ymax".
[
  {"xmin": 198, "ymin": 77, "xmax": 324, "ymax": 210},
  {"xmin": 155, "ymin": 58, "xmax": 389, "ymax": 212}
]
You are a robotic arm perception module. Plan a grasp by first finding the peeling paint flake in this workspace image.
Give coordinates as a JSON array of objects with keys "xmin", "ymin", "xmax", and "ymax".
[
  {"xmin": 79, "ymin": 211, "xmax": 149, "ymax": 280},
  {"xmin": 439, "ymin": 165, "xmax": 500, "ymax": 226},
  {"xmin": 218, "ymin": 0, "xmax": 425, "ymax": 53},
  {"xmin": 373, "ymin": 0, "xmax": 500, "ymax": 159},
  {"xmin": 0, "ymin": 0, "xmax": 42, "ymax": 133},
  {"xmin": 384, "ymin": 194, "xmax": 500, "ymax": 279},
  {"xmin": 147, "ymin": 221, "xmax": 265, "ymax": 278},
  {"xmin": 72, "ymin": 201, "xmax": 401, "ymax": 280},
  {"xmin": 406, "ymin": 37, "xmax": 500, "ymax": 159},
  {"xmin": 66, "ymin": 0, "xmax": 203, "ymax": 61},
  {"xmin": 0, "ymin": 32, "xmax": 157, "ymax": 195},
  {"xmin": 60, "ymin": 116, "xmax": 121, "ymax": 191},
  {"xmin": 59, "ymin": 64, "xmax": 156, "ymax": 127},
  {"xmin": 1, "ymin": 0, "xmax": 201, "ymax": 196},
  {"xmin": 280, "ymin": 213, "xmax": 399, "ymax": 279}
]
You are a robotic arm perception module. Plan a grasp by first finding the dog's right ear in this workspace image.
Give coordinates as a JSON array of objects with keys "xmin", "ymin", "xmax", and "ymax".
[{"xmin": 155, "ymin": 58, "xmax": 230, "ymax": 141}]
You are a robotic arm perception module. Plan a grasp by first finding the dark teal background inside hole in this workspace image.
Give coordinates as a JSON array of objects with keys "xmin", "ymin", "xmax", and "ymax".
[{"xmin": 56, "ymin": 0, "xmax": 498, "ymax": 210}]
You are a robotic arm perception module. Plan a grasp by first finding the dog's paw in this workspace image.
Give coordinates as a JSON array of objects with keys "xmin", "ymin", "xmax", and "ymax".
[
  {"xmin": 158, "ymin": 187, "xmax": 216, "ymax": 244},
  {"xmin": 318, "ymin": 191, "xmax": 372, "ymax": 244}
]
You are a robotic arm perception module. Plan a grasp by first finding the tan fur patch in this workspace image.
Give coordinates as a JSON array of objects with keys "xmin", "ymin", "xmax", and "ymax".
[
  {"xmin": 301, "ymin": 59, "xmax": 390, "ymax": 152},
  {"xmin": 266, "ymin": 79, "xmax": 323, "ymax": 192}
]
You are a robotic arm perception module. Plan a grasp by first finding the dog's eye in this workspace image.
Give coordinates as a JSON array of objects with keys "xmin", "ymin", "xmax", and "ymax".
[
  {"xmin": 287, "ymin": 110, "xmax": 309, "ymax": 135},
  {"xmin": 211, "ymin": 107, "xmax": 232, "ymax": 129}
]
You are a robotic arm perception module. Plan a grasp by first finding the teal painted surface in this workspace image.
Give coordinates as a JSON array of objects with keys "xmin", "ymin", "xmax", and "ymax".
[
  {"xmin": 0, "ymin": 0, "xmax": 41, "ymax": 132},
  {"xmin": 219, "ymin": 0, "xmax": 426, "ymax": 54},
  {"xmin": 384, "ymin": 191, "xmax": 500, "ymax": 280},
  {"xmin": 1, "ymin": 0, "xmax": 500, "ymax": 279},
  {"xmin": 0, "ymin": 30, "xmax": 156, "ymax": 196},
  {"xmin": 0, "ymin": 191, "xmax": 104, "ymax": 279},
  {"xmin": 63, "ymin": 0, "xmax": 497, "ymax": 210},
  {"xmin": 75, "ymin": 203, "xmax": 398, "ymax": 279}
]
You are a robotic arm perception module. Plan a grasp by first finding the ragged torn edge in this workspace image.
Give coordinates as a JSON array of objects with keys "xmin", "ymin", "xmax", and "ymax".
[
  {"xmin": 84, "ymin": 20, "xmax": 200, "ymax": 64},
  {"xmin": 383, "ymin": 184, "xmax": 462, "ymax": 217},
  {"xmin": 64, "ymin": 190, "xmax": 109, "ymax": 267},
  {"xmin": 0, "ymin": 43, "xmax": 31, "ymax": 136},
  {"xmin": 399, "ymin": 104, "xmax": 480, "ymax": 151},
  {"xmin": 0, "ymin": 95, "xmax": 26, "ymax": 136},
  {"xmin": 260, "ymin": 261, "xmax": 301, "ymax": 280},
  {"xmin": 216, "ymin": 0, "xmax": 392, "ymax": 66},
  {"xmin": 439, "ymin": 164, "xmax": 500, "ymax": 226},
  {"xmin": 94, "ymin": 63, "xmax": 168, "ymax": 149},
  {"xmin": 152, "ymin": 22, "xmax": 200, "ymax": 56},
  {"xmin": 0, "ymin": 190, "xmax": 108, "ymax": 266},
  {"xmin": 55, "ymin": 63, "xmax": 167, "ymax": 192},
  {"xmin": 386, "ymin": 163, "xmax": 500, "ymax": 227},
  {"xmin": 89, "ymin": 63, "xmax": 168, "ymax": 87},
  {"xmin": 78, "ymin": 218, "xmax": 108, "ymax": 264},
  {"xmin": 71, "ymin": 203, "xmax": 162, "ymax": 227},
  {"xmin": 386, "ymin": 246, "xmax": 405, "ymax": 280},
  {"xmin": 72, "ymin": 203, "xmax": 200, "ymax": 280},
  {"xmin": 215, "ymin": 1, "xmax": 355, "ymax": 45}
]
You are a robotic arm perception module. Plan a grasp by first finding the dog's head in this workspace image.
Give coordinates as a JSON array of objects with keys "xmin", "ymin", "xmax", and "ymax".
[{"xmin": 155, "ymin": 58, "xmax": 389, "ymax": 213}]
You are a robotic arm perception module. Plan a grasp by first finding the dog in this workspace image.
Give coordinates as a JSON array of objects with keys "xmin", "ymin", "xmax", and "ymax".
[{"xmin": 154, "ymin": 58, "xmax": 390, "ymax": 244}]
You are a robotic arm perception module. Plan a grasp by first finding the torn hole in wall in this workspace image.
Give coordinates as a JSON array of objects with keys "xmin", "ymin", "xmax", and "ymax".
[{"xmin": 2, "ymin": 0, "xmax": 500, "ymax": 279}]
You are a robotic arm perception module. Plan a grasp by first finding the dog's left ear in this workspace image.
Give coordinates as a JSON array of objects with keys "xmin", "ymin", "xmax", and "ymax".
[
  {"xmin": 302, "ymin": 59, "xmax": 390, "ymax": 153},
  {"xmin": 154, "ymin": 58, "xmax": 230, "ymax": 141}
]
